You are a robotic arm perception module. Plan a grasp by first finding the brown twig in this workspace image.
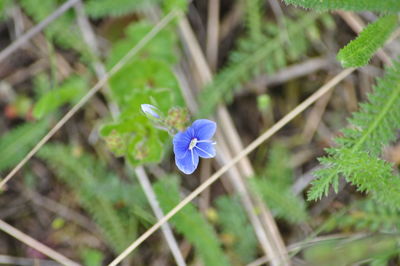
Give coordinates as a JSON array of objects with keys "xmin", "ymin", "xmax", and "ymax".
[
  {"xmin": 0, "ymin": 219, "xmax": 80, "ymax": 266},
  {"xmin": 0, "ymin": 0, "xmax": 79, "ymax": 63}
]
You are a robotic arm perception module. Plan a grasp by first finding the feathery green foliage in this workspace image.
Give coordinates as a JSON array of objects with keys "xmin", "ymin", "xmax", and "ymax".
[
  {"xmin": 282, "ymin": 0, "xmax": 400, "ymax": 12},
  {"xmin": 38, "ymin": 144, "xmax": 151, "ymax": 253},
  {"xmin": 325, "ymin": 198, "xmax": 400, "ymax": 233},
  {"xmin": 33, "ymin": 76, "xmax": 87, "ymax": 119},
  {"xmin": 85, "ymin": 0, "xmax": 160, "ymax": 18},
  {"xmin": 250, "ymin": 144, "xmax": 308, "ymax": 223},
  {"xmin": 153, "ymin": 177, "xmax": 230, "ymax": 266},
  {"xmin": 337, "ymin": 15, "xmax": 398, "ymax": 68},
  {"xmin": 308, "ymin": 60, "xmax": 400, "ymax": 207},
  {"xmin": 199, "ymin": 12, "xmax": 331, "ymax": 116},
  {"xmin": 215, "ymin": 195, "xmax": 258, "ymax": 264},
  {"xmin": 0, "ymin": 120, "xmax": 48, "ymax": 172},
  {"xmin": 245, "ymin": 0, "xmax": 263, "ymax": 40},
  {"xmin": 18, "ymin": 0, "xmax": 89, "ymax": 59},
  {"xmin": 101, "ymin": 21, "xmax": 183, "ymax": 166},
  {"xmin": 303, "ymin": 235, "xmax": 399, "ymax": 266}
]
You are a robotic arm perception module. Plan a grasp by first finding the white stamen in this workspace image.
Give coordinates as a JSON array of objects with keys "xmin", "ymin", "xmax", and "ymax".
[
  {"xmin": 196, "ymin": 140, "xmax": 217, "ymax": 145},
  {"xmin": 189, "ymin": 138, "xmax": 197, "ymax": 150},
  {"xmin": 195, "ymin": 145, "xmax": 214, "ymax": 157},
  {"xmin": 191, "ymin": 149, "xmax": 194, "ymax": 165}
]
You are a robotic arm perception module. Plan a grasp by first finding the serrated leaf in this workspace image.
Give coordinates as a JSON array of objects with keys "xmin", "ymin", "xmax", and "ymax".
[
  {"xmin": 282, "ymin": 0, "xmax": 400, "ymax": 12},
  {"xmin": 0, "ymin": 120, "xmax": 48, "ymax": 172},
  {"xmin": 337, "ymin": 15, "xmax": 397, "ymax": 68},
  {"xmin": 308, "ymin": 60, "xmax": 400, "ymax": 207}
]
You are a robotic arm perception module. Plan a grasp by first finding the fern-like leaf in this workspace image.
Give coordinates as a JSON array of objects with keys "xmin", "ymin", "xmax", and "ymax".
[
  {"xmin": 215, "ymin": 195, "xmax": 258, "ymax": 264},
  {"xmin": 199, "ymin": 13, "xmax": 323, "ymax": 116},
  {"xmin": 0, "ymin": 120, "xmax": 48, "ymax": 172},
  {"xmin": 85, "ymin": 0, "xmax": 160, "ymax": 18},
  {"xmin": 250, "ymin": 144, "xmax": 308, "ymax": 223},
  {"xmin": 337, "ymin": 15, "xmax": 398, "ymax": 68},
  {"xmin": 282, "ymin": 0, "xmax": 400, "ymax": 12},
  {"xmin": 19, "ymin": 0, "xmax": 90, "ymax": 59},
  {"xmin": 38, "ymin": 144, "xmax": 150, "ymax": 253},
  {"xmin": 153, "ymin": 177, "xmax": 230, "ymax": 266},
  {"xmin": 245, "ymin": 0, "xmax": 263, "ymax": 40},
  {"xmin": 325, "ymin": 198, "xmax": 400, "ymax": 233},
  {"xmin": 308, "ymin": 60, "xmax": 400, "ymax": 207}
]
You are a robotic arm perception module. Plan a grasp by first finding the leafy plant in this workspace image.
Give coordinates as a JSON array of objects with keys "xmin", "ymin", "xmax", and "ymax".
[
  {"xmin": 153, "ymin": 176, "xmax": 230, "ymax": 266},
  {"xmin": 337, "ymin": 15, "xmax": 398, "ymax": 68},
  {"xmin": 0, "ymin": 120, "xmax": 48, "ymax": 172},
  {"xmin": 85, "ymin": 0, "xmax": 161, "ymax": 18},
  {"xmin": 308, "ymin": 59, "xmax": 400, "ymax": 208},
  {"xmin": 101, "ymin": 21, "xmax": 184, "ymax": 166},
  {"xmin": 215, "ymin": 195, "xmax": 258, "ymax": 264},
  {"xmin": 303, "ymin": 235, "xmax": 399, "ymax": 266},
  {"xmin": 282, "ymin": 0, "xmax": 400, "ymax": 12},
  {"xmin": 199, "ymin": 12, "xmax": 333, "ymax": 115},
  {"xmin": 18, "ymin": 0, "xmax": 89, "ymax": 59},
  {"xmin": 250, "ymin": 143, "xmax": 308, "ymax": 223},
  {"xmin": 38, "ymin": 144, "xmax": 152, "ymax": 253},
  {"xmin": 325, "ymin": 198, "xmax": 400, "ymax": 233},
  {"xmin": 33, "ymin": 75, "xmax": 87, "ymax": 119}
]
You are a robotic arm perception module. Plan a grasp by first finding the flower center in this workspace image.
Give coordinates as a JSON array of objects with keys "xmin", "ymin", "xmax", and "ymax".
[{"xmin": 189, "ymin": 138, "xmax": 198, "ymax": 150}]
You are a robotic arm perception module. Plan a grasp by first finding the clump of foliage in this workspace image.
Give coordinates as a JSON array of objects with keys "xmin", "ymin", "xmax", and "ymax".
[
  {"xmin": 100, "ymin": 21, "xmax": 184, "ymax": 166},
  {"xmin": 199, "ymin": 11, "xmax": 334, "ymax": 115},
  {"xmin": 250, "ymin": 143, "xmax": 308, "ymax": 223},
  {"xmin": 282, "ymin": 0, "xmax": 400, "ymax": 12},
  {"xmin": 38, "ymin": 144, "xmax": 152, "ymax": 253},
  {"xmin": 215, "ymin": 195, "xmax": 258, "ymax": 264},
  {"xmin": 153, "ymin": 177, "xmax": 230, "ymax": 266},
  {"xmin": 308, "ymin": 59, "xmax": 400, "ymax": 208}
]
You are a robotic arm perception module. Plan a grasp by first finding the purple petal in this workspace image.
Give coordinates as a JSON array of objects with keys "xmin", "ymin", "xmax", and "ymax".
[
  {"xmin": 173, "ymin": 131, "xmax": 191, "ymax": 159},
  {"xmin": 175, "ymin": 149, "xmax": 199, "ymax": 175},
  {"xmin": 191, "ymin": 119, "xmax": 216, "ymax": 140},
  {"xmin": 195, "ymin": 142, "xmax": 216, "ymax": 158}
]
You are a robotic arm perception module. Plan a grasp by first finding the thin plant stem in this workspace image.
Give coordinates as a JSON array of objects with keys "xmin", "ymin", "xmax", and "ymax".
[
  {"xmin": 108, "ymin": 67, "xmax": 355, "ymax": 266},
  {"xmin": 0, "ymin": 10, "xmax": 179, "ymax": 190},
  {"xmin": 135, "ymin": 166, "xmax": 187, "ymax": 266},
  {"xmin": 0, "ymin": 219, "xmax": 80, "ymax": 266}
]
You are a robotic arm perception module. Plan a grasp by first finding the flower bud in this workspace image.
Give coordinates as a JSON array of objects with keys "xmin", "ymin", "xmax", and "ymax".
[{"xmin": 141, "ymin": 104, "xmax": 161, "ymax": 119}]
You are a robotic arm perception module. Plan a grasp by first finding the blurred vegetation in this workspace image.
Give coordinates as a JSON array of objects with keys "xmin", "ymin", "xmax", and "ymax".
[{"xmin": 0, "ymin": 0, "xmax": 399, "ymax": 265}]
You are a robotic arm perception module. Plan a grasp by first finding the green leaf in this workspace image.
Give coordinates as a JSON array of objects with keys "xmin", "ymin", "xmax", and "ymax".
[
  {"xmin": 33, "ymin": 76, "xmax": 87, "ymax": 119},
  {"xmin": 308, "ymin": 59, "xmax": 400, "ymax": 207},
  {"xmin": 337, "ymin": 15, "xmax": 398, "ymax": 68},
  {"xmin": 282, "ymin": 0, "xmax": 400, "ymax": 12},
  {"xmin": 0, "ymin": 120, "xmax": 48, "ymax": 172},
  {"xmin": 19, "ymin": 0, "xmax": 90, "ymax": 59},
  {"xmin": 38, "ymin": 144, "xmax": 151, "ymax": 252},
  {"xmin": 153, "ymin": 177, "xmax": 230, "ymax": 266},
  {"xmin": 215, "ymin": 195, "xmax": 258, "ymax": 264},
  {"xmin": 199, "ymin": 12, "xmax": 326, "ymax": 116},
  {"xmin": 85, "ymin": 0, "xmax": 161, "ymax": 18},
  {"xmin": 250, "ymin": 143, "xmax": 308, "ymax": 223}
]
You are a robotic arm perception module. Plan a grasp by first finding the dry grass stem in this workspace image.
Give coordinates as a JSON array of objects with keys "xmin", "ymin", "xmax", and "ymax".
[{"xmin": 0, "ymin": 219, "xmax": 80, "ymax": 266}]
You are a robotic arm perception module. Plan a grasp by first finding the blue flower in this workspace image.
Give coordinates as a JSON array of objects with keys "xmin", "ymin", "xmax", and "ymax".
[{"xmin": 173, "ymin": 119, "xmax": 217, "ymax": 174}]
